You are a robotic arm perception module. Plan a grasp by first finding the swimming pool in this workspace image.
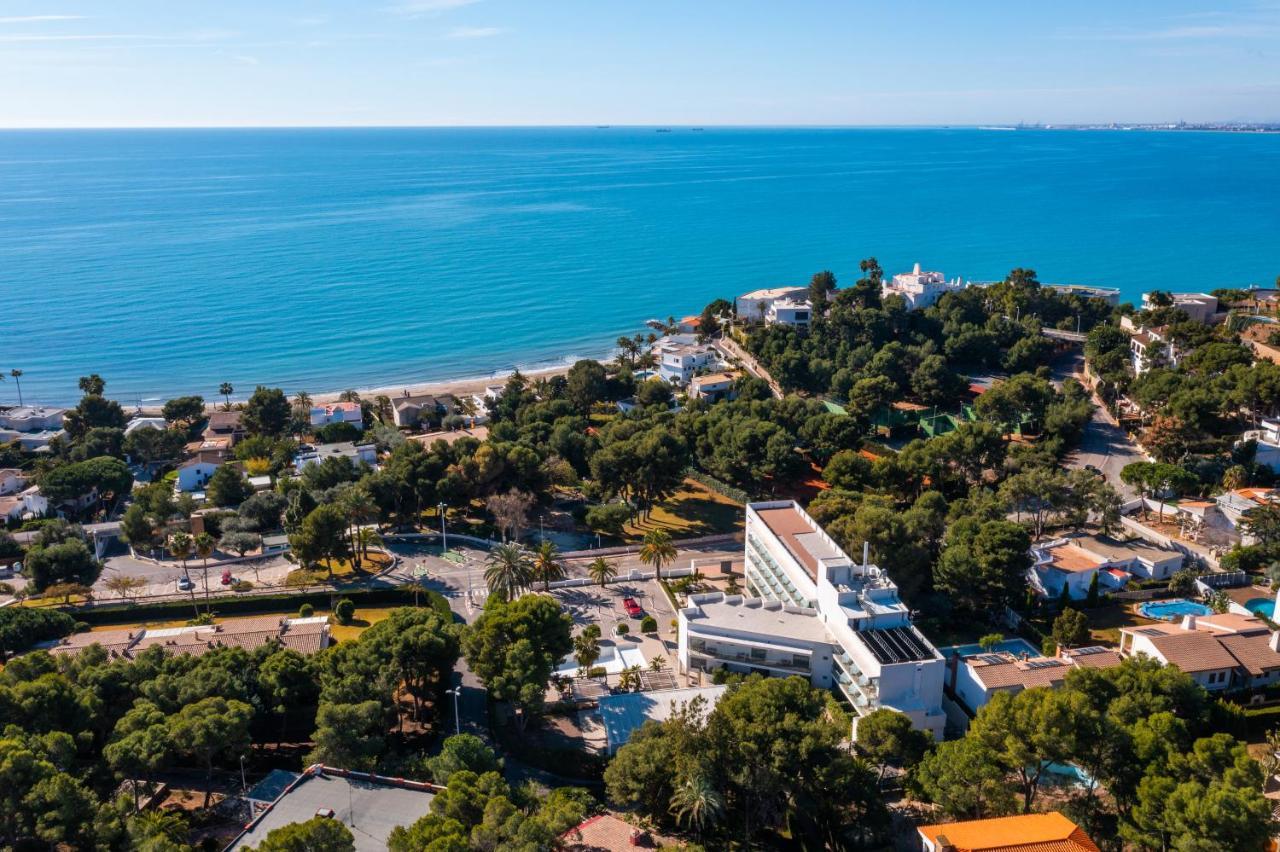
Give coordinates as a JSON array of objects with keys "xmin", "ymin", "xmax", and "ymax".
[
  {"xmin": 943, "ymin": 638, "xmax": 1039, "ymax": 658},
  {"xmin": 1138, "ymin": 599, "xmax": 1212, "ymax": 621},
  {"xmin": 1245, "ymin": 598, "xmax": 1276, "ymax": 619}
]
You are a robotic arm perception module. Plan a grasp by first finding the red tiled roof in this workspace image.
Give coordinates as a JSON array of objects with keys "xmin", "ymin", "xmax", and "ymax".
[{"xmin": 919, "ymin": 812, "xmax": 1099, "ymax": 852}]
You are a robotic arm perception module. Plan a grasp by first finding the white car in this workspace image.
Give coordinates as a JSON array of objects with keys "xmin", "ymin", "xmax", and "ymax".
[{"xmin": 177, "ymin": 577, "xmax": 195, "ymax": 591}]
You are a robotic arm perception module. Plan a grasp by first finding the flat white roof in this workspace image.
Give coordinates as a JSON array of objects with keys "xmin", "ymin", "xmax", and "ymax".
[
  {"xmin": 684, "ymin": 594, "xmax": 831, "ymax": 644},
  {"xmin": 597, "ymin": 685, "xmax": 726, "ymax": 750}
]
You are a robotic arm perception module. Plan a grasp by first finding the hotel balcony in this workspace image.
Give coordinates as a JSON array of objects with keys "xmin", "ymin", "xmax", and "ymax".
[
  {"xmin": 688, "ymin": 638, "xmax": 811, "ymax": 675},
  {"xmin": 833, "ymin": 650, "xmax": 878, "ymax": 702}
]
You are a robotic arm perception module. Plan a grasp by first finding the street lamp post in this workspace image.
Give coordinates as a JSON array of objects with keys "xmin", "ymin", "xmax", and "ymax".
[
  {"xmin": 239, "ymin": 754, "xmax": 247, "ymax": 798},
  {"xmin": 438, "ymin": 501, "xmax": 447, "ymax": 553},
  {"xmin": 445, "ymin": 687, "xmax": 461, "ymax": 736}
]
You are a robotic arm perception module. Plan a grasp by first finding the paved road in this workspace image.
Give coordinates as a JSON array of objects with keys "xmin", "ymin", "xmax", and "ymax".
[{"xmin": 1050, "ymin": 351, "xmax": 1146, "ymax": 497}]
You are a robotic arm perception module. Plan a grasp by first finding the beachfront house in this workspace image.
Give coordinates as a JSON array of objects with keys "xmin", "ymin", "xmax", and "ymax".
[
  {"xmin": 918, "ymin": 812, "xmax": 1100, "ymax": 852},
  {"xmin": 949, "ymin": 646, "xmax": 1122, "ymax": 716},
  {"xmin": 1141, "ymin": 291, "xmax": 1225, "ymax": 324},
  {"xmin": 202, "ymin": 411, "xmax": 245, "ymax": 448},
  {"xmin": 1044, "ymin": 284, "xmax": 1121, "ymax": 306},
  {"xmin": 0, "ymin": 405, "xmax": 67, "ymax": 451},
  {"xmin": 392, "ymin": 394, "xmax": 450, "ymax": 429},
  {"xmin": 735, "ymin": 286, "xmax": 808, "ymax": 323},
  {"xmin": 764, "ymin": 296, "xmax": 813, "ymax": 328},
  {"xmin": 881, "ymin": 263, "xmax": 965, "ymax": 310},
  {"xmin": 309, "ymin": 401, "xmax": 363, "ymax": 431},
  {"xmin": 294, "ymin": 440, "xmax": 378, "ymax": 471},
  {"xmin": 653, "ymin": 336, "xmax": 721, "ymax": 385},
  {"xmin": 176, "ymin": 453, "xmax": 222, "ymax": 492},
  {"xmin": 677, "ymin": 500, "xmax": 947, "ymax": 739},
  {"xmin": 1118, "ymin": 612, "xmax": 1280, "ymax": 693}
]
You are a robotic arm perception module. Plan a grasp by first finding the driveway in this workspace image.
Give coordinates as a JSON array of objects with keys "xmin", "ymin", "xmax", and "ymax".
[{"xmin": 1051, "ymin": 350, "xmax": 1146, "ymax": 497}]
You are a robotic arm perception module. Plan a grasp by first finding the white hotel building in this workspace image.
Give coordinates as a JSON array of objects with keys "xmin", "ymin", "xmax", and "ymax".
[
  {"xmin": 881, "ymin": 263, "xmax": 966, "ymax": 310},
  {"xmin": 677, "ymin": 501, "xmax": 947, "ymax": 739}
]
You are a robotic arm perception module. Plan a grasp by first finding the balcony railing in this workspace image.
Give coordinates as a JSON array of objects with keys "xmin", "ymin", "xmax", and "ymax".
[{"xmin": 689, "ymin": 647, "xmax": 810, "ymax": 674}]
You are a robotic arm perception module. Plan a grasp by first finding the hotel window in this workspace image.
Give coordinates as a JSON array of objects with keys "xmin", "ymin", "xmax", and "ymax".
[{"xmin": 750, "ymin": 647, "xmax": 766, "ymax": 661}]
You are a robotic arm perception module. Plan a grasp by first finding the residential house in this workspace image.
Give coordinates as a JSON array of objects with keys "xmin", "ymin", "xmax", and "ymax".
[
  {"xmin": 176, "ymin": 452, "xmax": 222, "ymax": 493},
  {"xmin": 949, "ymin": 646, "xmax": 1122, "ymax": 715},
  {"xmin": 881, "ymin": 263, "xmax": 965, "ymax": 310},
  {"xmin": 1060, "ymin": 532, "xmax": 1184, "ymax": 581},
  {"xmin": 1240, "ymin": 418, "xmax": 1280, "ymax": 474},
  {"xmin": 203, "ymin": 411, "xmax": 245, "ymax": 447},
  {"xmin": 678, "ymin": 501, "xmax": 947, "ymax": 739},
  {"xmin": 0, "ymin": 468, "xmax": 27, "ymax": 496},
  {"xmin": 1119, "ymin": 612, "xmax": 1280, "ymax": 693},
  {"xmin": 392, "ymin": 394, "xmax": 448, "ymax": 429},
  {"xmin": 0, "ymin": 405, "xmax": 67, "ymax": 451},
  {"xmin": 1141, "ymin": 291, "xmax": 1225, "ymax": 324},
  {"xmin": 0, "ymin": 495, "xmax": 24, "ymax": 524},
  {"xmin": 688, "ymin": 371, "xmax": 738, "ymax": 402},
  {"xmin": 124, "ymin": 416, "xmax": 167, "ymax": 435},
  {"xmin": 1027, "ymin": 537, "xmax": 1130, "ymax": 601},
  {"xmin": 309, "ymin": 401, "xmax": 363, "ymax": 430},
  {"xmin": 1127, "ymin": 324, "xmax": 1178, "ymax": 375},
  {"xmin": 765, "ymin": 296, "xmax": 813, "ymax": 328},
  {"xmin": 561, "ymin": 814, "xmax": 673, "ymax": 852},
  {"xmin": 1045, "ymin": 283, "xmax": 1121, "ymax": 306},
  {"xmin": 293, "ymin": 441, "xmax": 378, "ymax": 471},
  {"xmin": 1214, "ymin": 487, "xmax": 1278, "ymax": 543},
  {"xmin": 676, "ymin": 315, "xmax": 702, "ymax": 334},
  {"xmin": 652, "ymin": 335, "xmax": 721, "ymax": 385},
  {"xmin": 735, "ymin": 286, "xmax": 808, "ymax": 322},
  {"xmin": 918, "ymin": 812, "xmax": 1099, "ymax": 852}
]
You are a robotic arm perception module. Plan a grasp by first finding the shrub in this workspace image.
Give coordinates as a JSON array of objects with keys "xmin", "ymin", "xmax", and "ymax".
[
  {"xmin": 187, "ymin": 613, "xmax": 215, "ymax": 626},
  {"xmin": 587, "ymin": 666, "xmax": 607, "ymax": 679},
  {"xmin": 299, "ymin": 603, "xmax": 315, "ymax": 618},
  {"xmin": 334, "ymin": 598, "xmax": 355, "ymax": 625},
  {"xmin": 615, "ymin": 621, "xmax": 629, "ymax": 635},
  {"xmin": 640, "ymin": 615, "xmax": 658, "ymax": 633},
  {"xmin": 232, "ymin": 580, "xmax": 254, "ymax": 592}
]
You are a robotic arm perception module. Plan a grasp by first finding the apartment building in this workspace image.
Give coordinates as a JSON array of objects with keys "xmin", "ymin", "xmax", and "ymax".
[{"xmin": 677, "ymin": 501, "xmax": 946, "ymax": 738}]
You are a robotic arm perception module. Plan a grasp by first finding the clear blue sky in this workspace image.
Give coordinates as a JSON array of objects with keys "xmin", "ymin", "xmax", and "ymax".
[{"xmin": 2, "ymin": 0, "xmax": 1277, "ymax": 127}]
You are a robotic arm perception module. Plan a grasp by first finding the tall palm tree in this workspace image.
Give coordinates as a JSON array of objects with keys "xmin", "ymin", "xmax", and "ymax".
[
  {"xmin": 669, "ymin": 774, "xmax": 724, "ymax": 836},
  {"xmin": 193, "ymin": 532, "xmax": 215, "ymax": 613},
  {"xmin": 587, "ymin": 556, "xmax": 617, "ymax": 588},
  {"xmin": 168, "ymin": 532, "xmax": 198, "ymax": 618},
  {"xmin": 638, "ymin": 529, "xmax": 677, "ymax": 582},
  {"xmin": 293, "ymin": 391, "xmax": 313, "ymax": 419},
  {"xmin": 218, "ymin": 382, "xmax": 234, "ymax": 411},
  {"xmin": 531, "ymin": 539, "xmax": 567, "ymax": 591},
  {"xmin": 356, "ymin": 527, "xmax": 383, "ymax": 563},
  {"xmin": 399, "ymin": 575, "xmax": 431, "ymax": 608},
  {"xmin": 484, "ymin": 543, "xmax": 531, "ymax": 603},
  {"xmin": 8, "ymin": 369, "xmax": 22, "ymax": 406}
]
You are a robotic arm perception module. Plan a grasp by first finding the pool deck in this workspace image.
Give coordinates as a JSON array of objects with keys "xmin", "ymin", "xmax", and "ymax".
[
  {"xmin": 1225, "ymin": 585, "xmax": 1273, "ymax": 608},
  {"xmin": 941, "ymin": 638, "xmax": 1039, "ymax": 658}
]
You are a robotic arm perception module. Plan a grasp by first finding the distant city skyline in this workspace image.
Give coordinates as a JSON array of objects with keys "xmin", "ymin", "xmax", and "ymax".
[{"xmin": 0, "ymin": 0, "xmax": 1278, "ymax": 127}]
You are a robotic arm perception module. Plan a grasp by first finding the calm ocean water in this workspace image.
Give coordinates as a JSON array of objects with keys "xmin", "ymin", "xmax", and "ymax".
[{"xmin": 1, "ymin": 127, "xmax": 1277, "ymax": 406}]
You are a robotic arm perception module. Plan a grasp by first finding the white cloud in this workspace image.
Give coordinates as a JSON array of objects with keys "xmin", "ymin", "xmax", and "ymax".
[
  {"xmin": 390, "ymin": 0, "xmax": 480, "ymax": 17},
  {"xmin": 445, "ymin": 26, "xmax": 504, "ymax": 39},
  {"xmin": 232, "ymin": 54, "xmax": 259, "ymax": 65},
  {"xmin": 0, "ymin": 15, "xmax": 84, "ymax": 24}
]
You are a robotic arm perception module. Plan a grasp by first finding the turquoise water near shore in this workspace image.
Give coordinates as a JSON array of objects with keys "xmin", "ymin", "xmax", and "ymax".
[{"xmin": 2, "ymin": 127, "xmax": 1278, "ymax": 405}]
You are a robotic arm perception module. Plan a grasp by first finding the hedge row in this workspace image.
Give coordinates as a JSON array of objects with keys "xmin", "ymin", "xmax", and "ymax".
[
  {"xmin": 71, "ymin": 586, "xmax": 453, "ymax": 627},
  {"xmin": 684, "ymin": 469, "xmax": 751, "ymax": 504}
]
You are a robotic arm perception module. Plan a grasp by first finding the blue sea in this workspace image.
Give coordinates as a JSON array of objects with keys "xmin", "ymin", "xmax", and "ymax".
[{"xmin": 2, "ymin": 127, "xmax": 1278, "ymax": 406}]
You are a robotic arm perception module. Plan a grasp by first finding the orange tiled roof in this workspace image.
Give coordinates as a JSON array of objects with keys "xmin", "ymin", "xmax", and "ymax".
[
  {"xmin": 918, "ymin": 812, "xmax": 1099, "ymax": 852},
  {"xmin": 1045, "ymin": 544, "xmax": 1104, "ymax": 573}
]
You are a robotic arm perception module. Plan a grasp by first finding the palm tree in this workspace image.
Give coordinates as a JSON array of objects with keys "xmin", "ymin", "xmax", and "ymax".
[
  {"xmin": 587, "ymin": 556, "xmax": 617, "ymax": 588},
  {"xmin": 484, "ymin": 543, "xmax": 532, "ymax": 603},
  {"xmin": 669, "ymin": 774, "xmax": 724, "ymax": 836},
  {"xmin": 399, "ymin": 575, "xmax": 431, "ymax": 608},
  {"xmin": 356, "ymin": 527, "xmax": 382, "ymax": 563},
  {"xmin": 638, "ymin": 529, "xmax": 677, "ymax": 582},
  {"xmin": 293, "ymin": 391, "xmax": 313, "ymax": 419},
  {"xmin": 1223, "ymin": 464, "xmax": 1249, "ymax": 492},
  {"xmin": 193, "ymin": 532, "xmax": 215, "ymax": 613},
  {"xmin": 168, "ymin": 532, "xmax": 198, "ymax": 618},
  {"xmin": 531, "ymin": 539, "xmax": 567, "ymax": 591},
  {"xmin": 573, "ymin": 628, "xmax": 601, "ymax": 676},
  {"xmin": 8, "ymin": 369, "xmax": 22, "ymax": 406},
  {"xmin": 218, "ymin": 382, "xmax": 234, "ymax": 411},
  {"xmin": 374, "ymin": 394, "xmax": 394, "ymax": 424}
]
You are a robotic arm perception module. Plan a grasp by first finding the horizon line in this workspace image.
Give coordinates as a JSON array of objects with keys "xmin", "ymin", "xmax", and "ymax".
[{"xmin": 0, "ymin": 121, "xmax": 1277, "ymax": 131}]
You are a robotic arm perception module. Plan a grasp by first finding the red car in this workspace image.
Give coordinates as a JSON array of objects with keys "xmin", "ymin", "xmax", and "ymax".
[
  {"xmin": 622, "ymin": 597, "xmax": 644, "ymax": 618},
  {"xmin": 220, "ymin": 570, "xmax": 233, "ymax": 586}
]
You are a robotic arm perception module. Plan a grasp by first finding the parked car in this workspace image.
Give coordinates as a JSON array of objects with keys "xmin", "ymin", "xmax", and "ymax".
[
  {"xmin": 622, "ymin": 597, "xmax": 644, "ymax": 618},
  {"xmin": 176, "ymin": 577, "xmax": 195, "ymax": 591},
  {"xmin": 1083, "ymin": 464, "xmax": 1102, "ymax": 476},
  {"xmin": 220, "ymin": 570, "xmax": 233, "ymax": 586}
]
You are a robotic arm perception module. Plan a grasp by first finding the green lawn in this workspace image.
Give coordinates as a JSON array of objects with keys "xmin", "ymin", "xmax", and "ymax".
[{"xmin": 620, "ymin": 479, "xmax": 744, "ymax": 542}]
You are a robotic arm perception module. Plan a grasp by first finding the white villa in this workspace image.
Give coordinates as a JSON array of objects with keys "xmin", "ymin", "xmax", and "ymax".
[
  {"xmin": 1126, "ymin": 323, "xmax": 1178, "ymax": 375},
  {"xmin": 0, "ymin": 468, "xmax": 27, "ymax": 496},
  {"xmin": 677, "ymin": 501, "xmax": 947, "ymax": 739},
  {"xmin": 652, "ymin": 335, "xmax": 722, "ymax": 385},
  {"xmin": 881, "ymin": 263, "xmax": 965, "ymax": 310},
  {"xmin": 294, "ymin": 440, "xmax": 378, "ymax": 471},
  {"xmin": 309, "ymin": 401, "xmax": 363, "ymax": 430},
  {"xmin": 0, "ymin": 405, "xmax": 67, "ymax": 451},
  {"xmin": 1027, "ymin": 533, "xmax": 1183, "ymax": 601},
  {"xmin": 176, "ymin": 453, "xmax": 222, "ymax": 493},
  {"xmin": 1215, "ymin": 487, "xmax": 1279, "ymax": 543},
  {"xmin": 1141, "ymin": 291, "xmax": 1225, "ymax": 325},
  {"xmin": 735, "ymin": 286, "xmax": 808, "ymax": 322},
  {"xmin": 1241, "ymin": 419, "xmax": 1280, "ymax": 474},
  {"xmin": 765, "ymin": 296, "xmax": 814, "ymax": 328},
  {"xmin": 689, "ymin": 371, "xmax": 738, "ymax": 402}
]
